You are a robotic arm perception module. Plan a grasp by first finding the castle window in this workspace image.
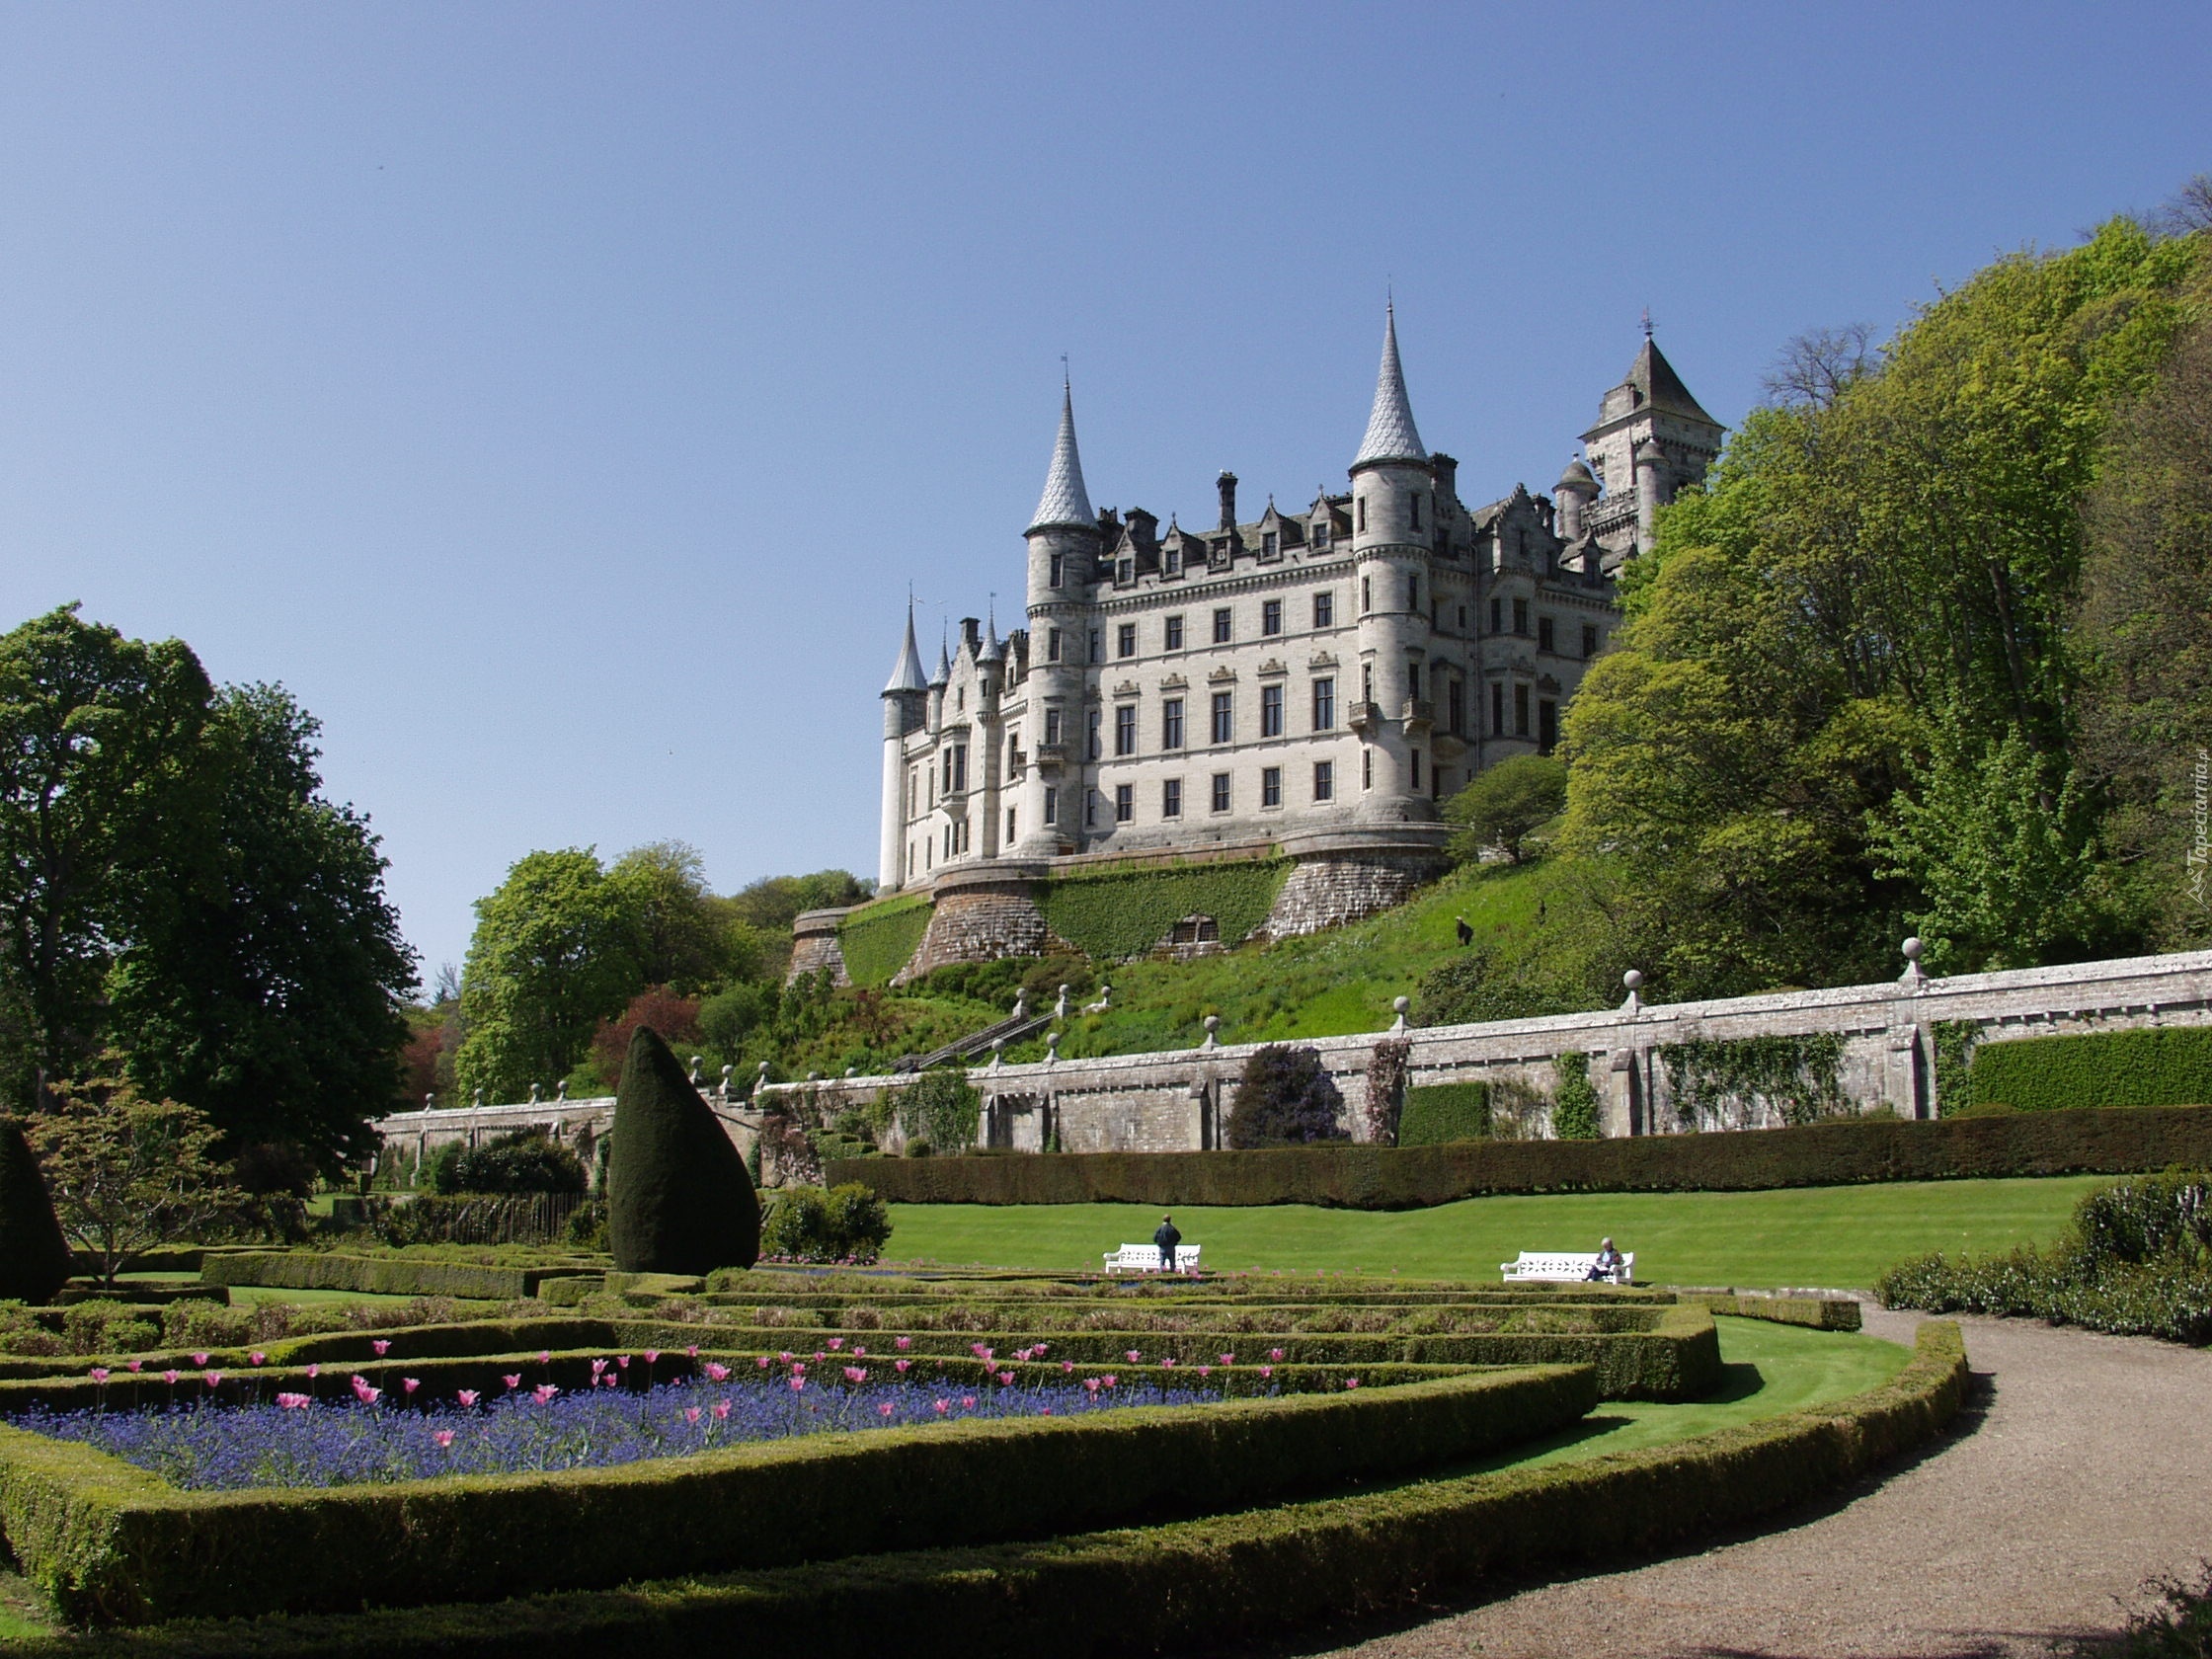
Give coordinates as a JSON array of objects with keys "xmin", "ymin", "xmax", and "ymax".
[
  {"xmin": 1117, "ymin": 622, "xmax": 1137, "ymax": 659},
  {"xmin": 1048, "ymin": 627, "xmax": 1063, "ymax": 663},
  {"xmin": 1114, "ymin": 705, "xmax": 1137, "ymax": 757},
  {"xmin": 1313, "ymin": 760, "xmax": 1334, "ymax": 801},
  {"xmin": 1312, "ymin": 676, "xmax": 1335, "ymax": 731},
  {"xmin": 1312, "ymin": 522, "xmax": 1330, "ymax": 550},
  {"xmin": 1212, "ymin": 607, "xmax": 1232, "ymax": 644},
  {"xmin": 1538, "ymin": 615, "xmax": 1555, "ymax": 653},
  {"xmin": 1410, "ymin": 750, "xmax": 1422, "ymax": 790},
  {"xmin": 1357, "ymin": 496, "xmax": 1367, "ymax": 532},
  {"xmin": 1165, "ymin": 614, "xmax": 1185, "ymax": 650},
  {"xmin": 1045, "ymin": 709, "xmax": 1063, "ymax": 746},
  {"xmin": 1262, "ymin": 531, "xmax": 1278, "ymax": 556},
  {"xmin": 1086, "ymin": 788, "xmax": 1099, "ymax": 827},
  {"xmin": 1539, "ymin": 699, "xmax": 1558, "ymax": 754},
  {"xmin": 1262, "ymin": 598, "xmax": 1283, "ymax": 636},
  {"xmin": 1448, "ymin": 678, "xmax": 1463, "ymax": 736},
  {"xmin": 1362, "ymin": 662, "xmax": 1375, "ymax": 703},
  {"xmin": 1089, "ymin": 628, "xmax": 1102, "ymax": 664},
  {"xmin": 1162, "ymin": 779, "xmax": 1183, "ymax": 819},
  {"xmin": 1409, "ymin": 494, "xmax": 1421, "ymax": 531},
  {"xmin": 1049, "ymin": 553, "xmax": 1064, "ymax": 587},
  {"xmin": 1361, "ymin": 577, "xmax": 1372, "ymax": 613},
  {"xmin": 1488, "ymin": 597, "xmax": 1501, "ymax": 634},
  {"xmin": 1118, "ymin": 560, "xmax": 1134, "ymax": 585},
  {"xmin": 1313, "ymin": 592, "xmax": 1334, "ymax": 628},
  {"xmin": 1409, "ymin": 576, "xmax": 1420, "ymax": 612},
  {"xmin": 1513, "ymin": 598, "xmax": 1529, "ymax": 635},
  {"xmin": 1459, "ymin": 604, "xmax": 1468, "ymax": 631},
  {"xmin": 956, "ymin": 687, "xmax": 964, "ymax": 710},
  {"xmin": 908, "ymin": 842, "xmax": 915, "ymax": 877},
  {"xmin": 1362, "ymin": 749, "xmax": 1373, "ymax": 789},
  {"xmin": 1163, "ymin": 697, "xmax": 1185, "ymax": 750},
  {"xmin": 1408, "ymin": 661, "xmax": 1421, "ymax": 701},
  {"xmin": 1044, "ymin": 786, "xmax": 1058, "ymax": 826},
  {"xmin": 952, "ymin": 746, "xmax": 968, "ymax": 792},
  {"xmin": 1114, "ymin": 784, "xmax": 1134, "ymax": 824},
  {"xmin": 1582, "ymin": 622, "xmax": 1600, "ymax": 658},
  {"xmin": 1165, "ymin": 546, "xmax": 1183, "ymax": 577},
  {"xmin": 1261, "ymin": 766, "xmax": 1282, "ymax": 808},
  {"xmin": 1008, "ymin": 731, "xmax": 1020, "ymax": 772},
  {"xmin": 1211, "ymin": 772, "xmax": 1230, "ymax": 813},
  {"xmin": 1491, "ymin": 681, "xmax": 1505, "ymax": 736},
  {"xmin": 1006, "ymin": 808, "xmax": 1016, "ymax": 841},
  {"xmin": 1210, "ymin": 691, "xmax": 1233, "ymax": 745},
  {"xmin": 1086, "ymin": 708, "xmax": 1102, "ymax": 760},
  {"xmin": 1515, "ymin": 683, "xmax": 1531, "ymax": 738},
  {"xmin": 1261, "ymin": 684, "xmax": 1284, "ymax": 738}
]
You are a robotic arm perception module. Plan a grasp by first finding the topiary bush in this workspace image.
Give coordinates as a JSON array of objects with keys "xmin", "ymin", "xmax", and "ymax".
[
  {"xmin": 606, "ymin": 1026, "xmax": 760, "ymax": 1275},
  {"xmin": 1399, "ymin": 1083, "xmax": 1492, "ymax": 1146},
  {"xmin": 433, "ymin": 1131, "xmax": 588, "ymax": 1196},
  {"xmin": 1970, "ymin": 1026, "xmax": 2212, "ymax": 1113},
  {"xmin": 1227, "ymin": 1046, "xmax": 1348, "ymax": 1148},
  {"xmin": 759, "ymin": 1182, "xmax": 895, "ymax": 1263},
  {"xmin": 0, "ymin": 1117, "xmax": 73, "ymax": 1304}
]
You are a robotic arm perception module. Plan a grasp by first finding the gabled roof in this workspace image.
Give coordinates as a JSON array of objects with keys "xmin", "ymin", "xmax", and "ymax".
[
  {"xmin": 1028, "ymin": 380, "xmax": 1096, "ymax": 532},
  {"xmin": 1352, "ymin": 303, "xmax": 1427, "ymax": 468},
  {"xmin": 882, "ymin": 600, "xmax": 928, "ymax": 694}
]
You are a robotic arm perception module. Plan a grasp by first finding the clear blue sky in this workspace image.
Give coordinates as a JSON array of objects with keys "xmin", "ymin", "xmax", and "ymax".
[{"xmin": 2, "ymin": 2, "xmax": 2207, "ymax": 984}]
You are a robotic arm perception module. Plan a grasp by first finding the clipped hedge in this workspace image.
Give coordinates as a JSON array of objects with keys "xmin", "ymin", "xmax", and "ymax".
[
  {"xmin": 0, "ymin": 1362, "xmax": 1594, "ymax": 1625},
  {"xmin": 1035, "ymin": 858, "xmax": 1290, "ymax": 961},
  {"xmin": 1398, "ymin": 1083, "xmax": 1491, "ymax": 1146},
  {"xmin": 35, "ymin": 1323, "xmax": 1967, "ymax": 1658},
  {"xmin": 1679, "ymin": 1294, "xmax": 1863, "ymax": 1332},
  {"xmin": 1970, "ymin": 1026, "xmax": 2212, "ymax": 1113},
  {"xmin": 199, "ymin": 1254, "xmax": 596, "ymax": 1301},
  {"xmin": 833, "ymin": 1103, "xmax": 2212, "ymax": 1208},
  {"xmin": 839, "ymin": 896, "xmax": 933, "ymax": 988}
]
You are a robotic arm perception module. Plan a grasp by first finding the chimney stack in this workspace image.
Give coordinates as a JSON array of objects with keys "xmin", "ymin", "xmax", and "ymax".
[{"xmin": 1217, "ymin": 471, "xmax": 1238, "ymax": 530}]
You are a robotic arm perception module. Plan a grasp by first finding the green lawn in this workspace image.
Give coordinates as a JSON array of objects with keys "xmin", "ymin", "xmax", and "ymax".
[{"xmin": 885, "ymin": 1173, "xmax": 2098, "ymax": 1288}]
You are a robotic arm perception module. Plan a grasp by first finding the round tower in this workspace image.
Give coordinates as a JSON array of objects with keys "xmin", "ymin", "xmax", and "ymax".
[
  {"xmin": 1348, "ymin": 304, "xmax": 1438, "ymax": 826},
  {"xmin": 878, "ymin": 601, "xmax": 929, "ymax": 892},
  {"xmin": 1015, "ymin": 380, "xmax": 1099, "ymax": 857},
  {"xmin": 1555, "ymin": 456, "xmax": 1598, "ymax": 542},
  {"xmin": 1633, "ymin": 436, "xmax": 1666, "ymax": 552}
]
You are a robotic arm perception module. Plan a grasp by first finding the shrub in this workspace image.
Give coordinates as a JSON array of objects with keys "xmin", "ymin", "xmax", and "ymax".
[
  {"xmin": 433, "ymin": 1131, "xmax": 589, "ymax": 1196},
  {"xmin": 1971, "ymin": 1025, "xmax": 2212, "ymax": 1113},
  {"xmin": 1444, "ymin": 753, "xmax": 1567, "ymax": 865},
  {"xmin": 894, "ymin": 1069, "xmax": 981, "ymax": 1154},
  {"xmin": 1551, "ymin": 1054, "xmax": 1601, "ymax": 1141},
  {"xmin": 759, "ymin": 1183, "xmax": 895, "ymax": 1263},
  {"xmin": 1227, "ymin": 1047, "xmax": 1348, "ymax": 1148},
  {"xmin": 607, "ymin": 1026, "xmax": 760, "ymax": 1276},
  {"xmin": 0, "ymin": 1118, "xmax": 72, "ymax": 1304},
  {"xmin": 1398, "ymin": 1083, "xmax": 1491, "ymax": 1146},
  {"xmin": 1412, "ymin": 949, "xmax": 1577, "ymax": 1026}
]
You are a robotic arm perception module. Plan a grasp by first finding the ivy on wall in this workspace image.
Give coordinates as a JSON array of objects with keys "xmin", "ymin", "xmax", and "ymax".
[
  {"xmin": 1661, "ymin": 1034, "xmax": 1849, "ymax": 1130},
  {"xmin": 1398, "ymin": 1081, "xmax": 1491, "ymax": 1146},
  {"xmin": 1969, "ymin": 1025, "xmax": 2212, "ymax": 1113},
  {"xmin": 1365, "ymin": 1038, "xmax": 1410, "ymax": 1144},
  {"xmin": 1933, "ymin": 1020, "xmax": 1982, "ymax": 1115},
  {"xmin": 838, "ymin": 894, "xmax": 933, "ymax": 988},
  {"xmin": 1035, "ymin": 858, "xmax": 1291, "ymax": 962},
  {"xmin": 1551, "ymin": 1052, "xmax": 1602, "ymax": 1140}
]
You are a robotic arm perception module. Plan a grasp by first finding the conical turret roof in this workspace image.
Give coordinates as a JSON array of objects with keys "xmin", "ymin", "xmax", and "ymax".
[
  {"xmin": 1621, "ymin": 338, "xmax": 1718, "ymax": 426},
  {"xmin": 883, "ymin": 600, "xmax": 928, "ymax": 694},
  {"xmin": 1027, "ymin": 380, "xmax": 1095, "ymax": 532},
  {"xmin": 930, "ymin": 631, "xmax": 951, "ymax": 687},
  {"xmin": 978, "ymin": 605, "xmax": 1003, "ymax": 665},
  {"xmin": 1352, "ymin": 303, "xmax": 1427, "ymax": 468}
]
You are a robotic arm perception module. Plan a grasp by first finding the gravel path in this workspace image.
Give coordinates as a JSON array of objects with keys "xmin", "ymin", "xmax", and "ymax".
[{"xmin": 1300, "ymin": 1307, "xmax": 2212, "ymax": 1659}]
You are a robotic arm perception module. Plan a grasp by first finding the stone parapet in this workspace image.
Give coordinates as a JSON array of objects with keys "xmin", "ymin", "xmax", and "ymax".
[
  {"xmin": 787, "ymin": 908, "xmax": 855, "ymax": 987},
  {"xmin": 892, "ymin": 862, "xmax": 1071, "ymax": 986},
  {"xmin": 1261, "ymin": 830, "xmax": 1452, "ymax": 939}
]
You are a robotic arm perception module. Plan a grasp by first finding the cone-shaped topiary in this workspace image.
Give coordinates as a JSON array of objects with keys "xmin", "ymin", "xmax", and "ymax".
[
  {"xmin": 0, "ymin": 1118, "xmax": 74, "ymax": 1304},
  {"xmin": 607, "ymin": 1025, "xmax": 759, "ymax": 1274}
]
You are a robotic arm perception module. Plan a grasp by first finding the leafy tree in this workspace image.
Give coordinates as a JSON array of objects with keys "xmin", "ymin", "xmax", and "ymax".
[
  {"xmin": 28, "ymin": 1065, "xmax": 240, "ymax": 1288},
  {"xmin": 608, "ymin": 841, "xmax": 729, "ymax": 992},
  {"xmin": 725, "ymin": 870, "xmax": 869, "ymax": 932},
  {"xmin": 0, "ymin": 605, "xmax": 212, "ymax": 1106},
  {"xmin": 1445, "ymin": 754, "xmax": 1567, "ymax": 865},
  {"xmin": 455, "ymin": 848, "xmax": 635, "ymax": 1102},
  {"xmin": 105, "ymin": 684, "xmax": 416, "ymax": 1175},
  {"xmin": 1226, "ymin": 1046, "xmax": 1347, "ymax": 1147},
  {"xmin": 592, "ymin": 988, "xmax": 705, "ymax": 1088}
]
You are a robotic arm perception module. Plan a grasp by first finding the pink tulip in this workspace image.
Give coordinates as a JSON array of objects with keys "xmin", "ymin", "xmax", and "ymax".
[
  {"xmin": 163, "ymin": 1370, "xmax": 179, "ymax": 1385},
  {"xmin": 828, "ymin": 1337, "xmax": 844, "ymax": 1350},
  {"xmin": 457, "ymin": 1389, "xmax": 480, "ymax": 1407},
  {"xmin": 790, "ymin": 1362, "xmax": 805, "ymax": 1376},
  {"xmin": 1034, "ymin": 1342, "xmax": 1049, "ymax": 1354},
  {"xmin": 372, "ymin": 1341, "xmax": 391, "ymax": 1357},
  {"xmin": 503, "ymin": 1374, "xmax": 522, "ymax": 1389},
  {"xmin": 1083, "ymin": 1378, "xmax": 1101, "ymax": 1393},
  {"xmin": 812, "ymin": 1350, "xmax": 825, "ymax": 1362},
  {"xmin": 306, "ymin": 1364, "xmax": 319, "ymax": 1379},
  {"xmin": 684, "ymin": 1406, "xmax": 701, "ymax": 1425},
  {"xmin": 895, "ymin": 1359, "xmax": 910, "ymax": 1374},
  {"xmin": 250, "ymin": 1352, "xmax": 267, "ymax": 1367},
  {"xmin": 1038, "ymin": 1405, "xmax": 1053, "ymax": 1415},
  {"xmin": 277, "ymin": 1392, "xmax": 311, "ymax": 1409},
  {"xmin": 1160, "ymin": 1357, "xmax": 1177, "ymax": 1369},
  {"xmin": 617, "ymin": 1355, "xmax": 630, "ymax": 1369},
  {"xmin": 686, "ymin": 1345, "xmax": 699, "ymax": 1359},
  {"xmin": 203, "ymin": 1371, "xmax": 223, "ymax": 1388},
  {"xmin": 853, "ymin": 1345, "xmax": 866, "ymax": 1357},
  {"xmin": 842, "ymin": 1367, "xmax": 866, "ymax": 1383},
  {"xmin": 1125, "ymin": 1351, "xmax": 1141, "ymax": 1364},
  {"xmin": 533, "ymin": 1383, "xmax": 559, "ymax": 1404},
  {"xmin": 961, "ymin": 1395, "xmax": 977, "ymax": 1409},
  {"xmin": 1259, "ymin": 1366, "xmax": 1274, "ymax": 1381},
  {"xmin": 789, "ymin": 1376, "xmax": 805, "ymax": 1392},
  {"xmin": 878, "ymin": 1401, "xmax": 895, "ymax": 1418},
  {"xmin": 704, "ymin": 1362, "xmax": 731, "ymax": 1382},
  {"xmin": 592, "ymin": 1359, "xmax": 608, "ymax": 1377},
  {"xmin": 1101, "ymin": 1376, "xmax": 1118, "ymax": 1389},
  {"xmin": 88, "ymin": 1367, "xmax": 110, "ymax": 1382},
  {"xmin": 777, "ymin": 1351, "xmax": 792, "ymax": 1363},
  {"xmin": 1269, "ymin": 1348, "xmax": 1285, "ymax": 1362},
  {"xmin": 353, "ymin": 1380, "xmax": 380, "ymax": 1404},
  {"xmin": 1062, "ymin": 1360, "xmax": 1074, "ymax": 1374},
  {"xmin": 643, "ymin": 1350, "xmax": 661, "ymax": 1365},
  {"xmin": 996, "ymin": 1370, "xmax": 1014, "ymax": 1385},
  {"xmin": 933, "ymin": 1398, "xmax": 950, "ymax": 1414},
  {"xmin": 971, "ymin": 1343, "xmax": 990, "ymax": 1359},
  {"xmin": 538, "ymin": 1350, "xmax": 550, "ymax": 1366},
  {"xmin": 193, "ymin": 1353, "xmax": 210, "ymax": 1366},
  {"xmin": 1197, "ymin": 1365, "xmax": 1212, "ymax": 1378},
  {"xmin": 895, "ymin": 1336, "xmax": 911, "ymax": 1351},
  {"xmin": 125, "ymin": 1360, "xmax": 142, "ymax": 1373},
  {"xmin": 434, "ymin": 1429, "xmax": 455, "ymax": 1449},
  {"xmin": 403, "ymin": 1378, "xmax": 420, "ymax": 1394},
  {"xmin": 1344, "ymin": 1378, "xmax": 1361, "ymax": 1389},
  {"xmin": 1218, "ymin": 1353, "xmax": 1233, "ymax": 1366},
  {"xmin": 712, "ymin": 1398, "xmax": 731, "ymax": 1420},
  {"xmin": 756, "ymin": 1356, "xmax": 770, "ymax": 1369}
]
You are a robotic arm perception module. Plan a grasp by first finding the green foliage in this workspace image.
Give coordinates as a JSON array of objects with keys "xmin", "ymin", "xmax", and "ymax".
[
  {"xmin": 1677, "ymin": 1293, "xmax": 1862, "ymax": 1331},
  {"xmin": 1550, "ymin": 1053, "xmax": 1601, "ymax": 1141},
  {"xmin": 1878, "ymin": 1170, "xmax": 2212, "ymax": 1343},
  {"xmin": 1970, "ymin": 1025, "xmax": 2212, "ymax": 1113},
  {"xmin": 838, "ymin": 1104, "xmax": 2212, "ymax": 1209},
  {"xmin": 1036, "ymin": 858, "xmax": 1290, "ymax": 961},
  {"xmin": 758, "ymin": 1183, "xmax": 894, "ymax": 1263},
  {"xmin": 428, "ymin": 1131, "xmax": 587, "ymax": 1197},
  {"xmin": 199, "ymin": 1252, "xmax": 594, "ymax": 1301},
  {"xmin": 1226, "ymin": 1046, "xmax": 1348, "ymax": 1147},
  {"xmin": 1445, "ymin": 754, "xmax": 1568, "ymax": 865},
  {"xmin": 1398, "ymin": 1083, "xmax": 1491, "ymax": 1147},
  {"xmin": 455, "ymin": 849, "xmax": 637, "ymax": 1103},
  {"xmin": 0, "ymin": 1119, "xmax": 71, "ymax": 1304},
  {"xmin": 725, "ymin": 869, "xmax": 870, "ymax": 932},
  {"xmin": 1661, "ymin": 1034, "xmax": 1847, "ymax": 1130},
  {"xmin": 606, "ymin": 1026, "xmax": 760, "ymax": 1275},
  {"xmin": 605, "ymin": 842, "xmax": 733, "ymax": 994},
  {"xmin": 837, "ymin": 895, "xmax": 932, "ymax": 988},
  {"xmin": 1412, "ymin": 946, "xmax": 1580, "ymax": 1027},
  {"xmin": 893, "ymin": 1069, "xmax": 981, "ymax": 1154}
]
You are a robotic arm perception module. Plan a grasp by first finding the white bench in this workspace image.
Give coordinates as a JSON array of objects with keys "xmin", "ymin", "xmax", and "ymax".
[
  {"xmin": 1501, "ymin": 1250, "xmax": 1634, "ymax": 1285},
  {"xmin": 1103, "ymin": 1243, "xmax": 1202, "ymax": 1274}
]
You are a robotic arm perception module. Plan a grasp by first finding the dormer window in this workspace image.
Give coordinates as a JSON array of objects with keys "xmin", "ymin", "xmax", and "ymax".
[
  {"xmin": 1312, "ymin": 522, "xmax": 1330, "ymax": 550},
  {"xmin": 1262, "ymin": 531, "xmax": 1278, "ymax": 556},
  {"xmin": 1117, "ymin": 559, "xmax": 1134, "ymax": 585},
  {"xmin": 1165, "ymin": 547, "xmax": 1182, "ymax": 576}
]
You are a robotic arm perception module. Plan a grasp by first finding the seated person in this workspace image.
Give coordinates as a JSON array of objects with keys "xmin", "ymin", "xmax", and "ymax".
[{"xmin": 1586, "ymin": 1237, "xmax": 1625, "ymax": 1282}]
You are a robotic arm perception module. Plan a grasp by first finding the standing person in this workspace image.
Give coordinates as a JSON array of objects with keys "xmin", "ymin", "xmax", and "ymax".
[
  {"xmin": 1152, "ymin": 1214, "xmax": 1183, "ymax": 1273},
  {"xmin": 1586, "ymin": 1237, "xmax": 1625, "ymax": 1282},
  {"xmin": 1455, "ymin": 914, "xmax": 1473, "ymax": 946}
]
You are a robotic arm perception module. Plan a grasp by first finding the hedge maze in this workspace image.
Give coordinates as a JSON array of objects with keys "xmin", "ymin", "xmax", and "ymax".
[{"xmin": 0, "ymin": 1267, "xmax": 1965, "ymax": 1655}]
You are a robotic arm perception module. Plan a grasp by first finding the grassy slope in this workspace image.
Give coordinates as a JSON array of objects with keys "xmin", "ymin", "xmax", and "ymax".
[{"xmin": 884, "ymin": 1173, "xmax": 2100, "ymax": 1288}]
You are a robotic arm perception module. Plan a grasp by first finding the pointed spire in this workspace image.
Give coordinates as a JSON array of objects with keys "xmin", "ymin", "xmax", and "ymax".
[
  {"xmin": 1027, "ymin": 377, "xmax": 1095, "ymax": 532},
  {"xmin": 930, "ymin": 625, "xmax": 951, "ymax": 687},
  {"xmin": 1352, "ymin": 302, "xmax": 1426, "ymax": 469},
  {"xmin": 978, "ymin": 601, "xmax": 1003, "ymax": 664},
  {"xmin": 883, "ymin": 596, "xmax": 928, "ymax": 693}
]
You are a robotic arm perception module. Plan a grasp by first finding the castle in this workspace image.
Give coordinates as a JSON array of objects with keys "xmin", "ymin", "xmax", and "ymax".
[{"xmin": 852, "ymin": 308, "xmax": 1722, "ymax": 975}]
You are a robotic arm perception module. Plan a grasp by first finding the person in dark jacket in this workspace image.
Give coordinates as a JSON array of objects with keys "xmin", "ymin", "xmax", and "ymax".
[{"xmin": 1152, "ymin": 1215, "xmax": 1183, "ymax": 1273}]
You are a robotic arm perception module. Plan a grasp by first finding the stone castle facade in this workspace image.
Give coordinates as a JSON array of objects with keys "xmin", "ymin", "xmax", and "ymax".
[{"xmin": 851, "ymin": 310, "xmax": 1722, "ymax": 973}]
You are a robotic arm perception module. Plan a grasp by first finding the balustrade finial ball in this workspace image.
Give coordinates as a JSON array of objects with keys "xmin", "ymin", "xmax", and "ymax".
[
  {"xmin": 1205, "ymin": 1014, "xmax": 1221, "ymax": 1032},
  {"xmin": 1393, "ymin": 995, "xmax": 1410, "ymax": 1015},
  {"xmin": 1902, "ymin": 937, "xmax": 1924, "ymax": 962},
  {"xmin": 757, "ymin": 1061, "xmax": 769, "ymax": 1075},
  {"xmin": 1623, "ymin": 969, "xmax": 1645, "ymax": 991}
]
